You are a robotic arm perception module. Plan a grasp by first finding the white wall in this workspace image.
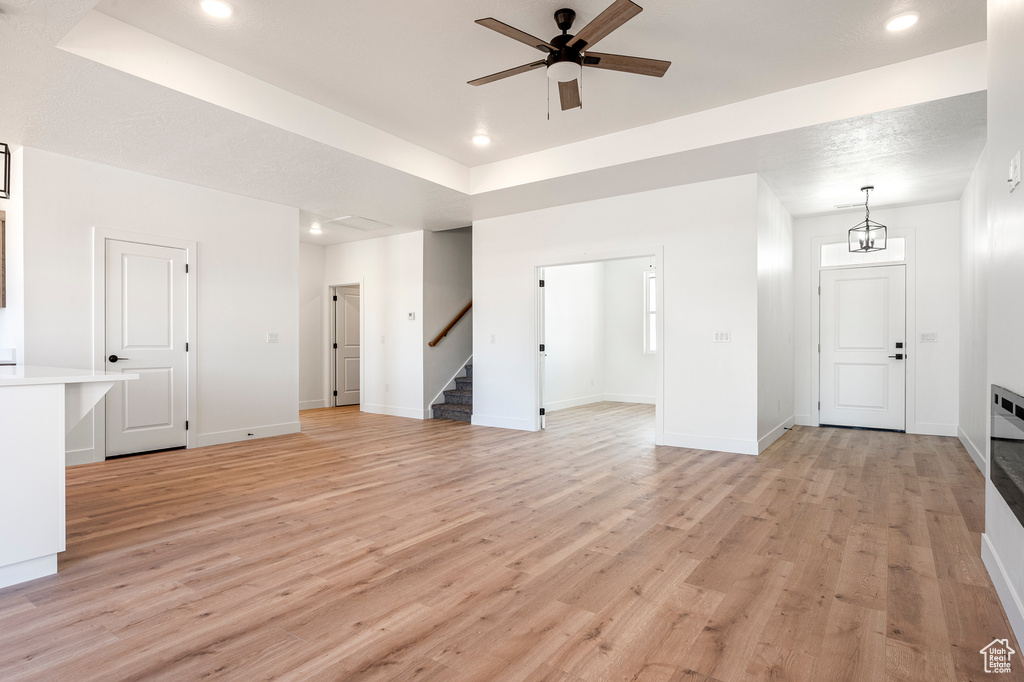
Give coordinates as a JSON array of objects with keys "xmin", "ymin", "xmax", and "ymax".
[
  {"xmin": 757, "ymin": 178, "xmax": 794, "ymax": 449},
  {"xmin": 603, "ymin": 257, "xmax": 658, "ymax": 404},
  {"xmin": 959, "ymin": 149, "xmax": 989, "ymax": 472},
  {"xmin": 19, "ymin": 148, "xmax": 300, "ymax": 462},
  {"xmin": 0, "ymin": 147, "xmax": 24, "ymax": 361},
  {"xmin": 423, "ymin": 228, "xmax": 472, "ymax": 408},
  {"xmin": 543, "ymin": 262, "xmax": 606, "ymax": 410},
  {"xmin": 299, "ymin": 242, "xmax": 326, "ymax": 410},
  {"xmin": 982, "ymin": 0, "xmax": 1024, "ymax": 644},
  {"xmin": 324, "ymin": 231, "xmax": 425, "ymax": 418},
  {"xmin": 792, "ymin": 201, "xmax": 961, "ymax": 435},
  {"xmin": 473, "ymin": 175, "xmax": 763, "ymax": 454}
]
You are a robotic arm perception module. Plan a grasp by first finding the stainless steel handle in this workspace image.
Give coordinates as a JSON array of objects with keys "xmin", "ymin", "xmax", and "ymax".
[{"xmin": 108, "ymin": 354, "xmax": 130, "ymax": 363}]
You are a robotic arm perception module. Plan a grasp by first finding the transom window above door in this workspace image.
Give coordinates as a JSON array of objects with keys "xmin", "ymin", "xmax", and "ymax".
[{"xmin": 821, "ymin": 237, "xmax": 906, "ymax": 268}]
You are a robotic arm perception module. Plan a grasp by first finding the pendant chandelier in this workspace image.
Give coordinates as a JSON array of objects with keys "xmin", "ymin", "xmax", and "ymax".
[{"xmin": 848, "ymin": 185, "xmax": 886, "ymax": 252}]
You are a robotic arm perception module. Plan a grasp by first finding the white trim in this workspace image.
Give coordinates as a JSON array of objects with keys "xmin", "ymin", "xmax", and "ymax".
[
  {"xmin": 428, "ymin": 354, "xmax": 473, "ymax": 418},
  {"xmin": 92, "ymin": 228, "xmax": 198, "ymax": 462},
  {"xmin": 982, "ymin": 533, "xmax": 1024, "ymax": 646},
  {"xmin": 758, "ymin": 418, "xmax": 795, "ymax": 453},
  {"xmin": 913, "ymin": 421, "xmax": 958, "ymax": 437},
  {"xmin": 662, "ymin": 431, "xmax": 758, "ymax": 456},
  {"xmin": 794, "ymin": 413, "xmax": 814, "ymax": 426},
  {"xmin": 361, "ymin": 404, "xmax": 426, "ymax": 420},
  {"xmin": 0, "ymin": 554, "xmax": 57, "ymax": 590},
  {"xmin": 471, "ymin": 414, "xmax": 534, "ymax": 431},
  {"xmin": 603, "ymin": 393, "xmax": 656, "ymax": 405},
  {"xmin": 545, "ymin": 394, "xmax": 605, "ymax": 412},
  {"xmin": 810, "ymin": 228, "xmax": 917, "ymax": 433},
  {"xmin": 958, "ymin": 426, "xmax": 986, "ymax": 474},
  {"xmin": 196, "ymin": 421, "xmax": 300, "ymax": 447},
  {"xmin": 534, "ymin": 246, "xmax": 665, "ymax": 444},
  {"xmin": 66, "ymin": 448, "xmax": 97, "ymax": 466},
  {"xmin": 300, "ymin": 399, "xmax": 328, "ymax": 411}
]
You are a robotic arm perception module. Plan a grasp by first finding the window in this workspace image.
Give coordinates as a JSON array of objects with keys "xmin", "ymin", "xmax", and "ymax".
[
  {"xmin": 644, "ymin": 270, "xmax": 656, "ymax": 353},
  {"xmin": 820, "ymin": 236, "xmax": 906, "ymax": 267}
]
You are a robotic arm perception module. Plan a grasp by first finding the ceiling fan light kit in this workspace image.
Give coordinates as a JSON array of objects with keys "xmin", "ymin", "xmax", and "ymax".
[
  {"xmin": 469, "ymin": 0, "xmax": 671, "ymax": 112},
  {"xmin": 848, "ymin": 186, "xmax": 887, "ymax": 253}
]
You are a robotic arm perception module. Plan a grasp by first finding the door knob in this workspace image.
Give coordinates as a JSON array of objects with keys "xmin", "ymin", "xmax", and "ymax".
[
  {"xmin": 108, "ymin": 354, "xmax": 130, "ymax": 363},
  {"xmin": 888, "ymin": 353, "xmax": 904, "ymax": 360}
]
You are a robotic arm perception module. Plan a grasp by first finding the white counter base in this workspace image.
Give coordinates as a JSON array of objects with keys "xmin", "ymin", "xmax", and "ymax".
[{"xmin": 0, "ymin": 367, "xmax": 135, "ymax": 590}]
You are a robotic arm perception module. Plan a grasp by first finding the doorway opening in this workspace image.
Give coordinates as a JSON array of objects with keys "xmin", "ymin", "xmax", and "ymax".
[
  {"xmin": 331, "ymin": 284, "xmax": 361, "ymax": 407},
  {"xmin": 538, "ymin": 257, "xmax": 657, "ymax": 440}
]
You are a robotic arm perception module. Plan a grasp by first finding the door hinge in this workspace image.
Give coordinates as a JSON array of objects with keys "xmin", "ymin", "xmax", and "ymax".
[
  {"xmin": 539, "ymin": 408, "xmax": 546, "ymax": 416},
  {"xmin": 185, "ymin": 420, "xmax": 189, "ymax": 431},
  {"xmin": 817, "ymin": 343, "xmax": 820, "ymax": 353},
  {"xmin": 817, "ymin": 285, "xmax": 820, "ymax": 295},
  {"xmin": 333, "ymin": 390, "xmax": 338, "ymax": 396},
  {"xmin": 539, "ymin": 280, "xmax": 545, "ymax": 287},
  {"xmin": 817, "ymin": 402, "xmax": 820, "ymax": 410},
  {"xmin": 186, "ymin": 264, "xmax": 190, "ymax": 274},
  {"xmin": 185, "ymin": 342, "xmax": 189, "ymax": 352},
  {"xmin": 539, "ymin": 344, "xmax": 545, "ymax": 352},
  {"xmin": 333, "ymin": 295, "xmax": 338, "ymax": 301},
  {"xmin": 333, "ymin": 343, "xmax": 338, "ymax": 349}
]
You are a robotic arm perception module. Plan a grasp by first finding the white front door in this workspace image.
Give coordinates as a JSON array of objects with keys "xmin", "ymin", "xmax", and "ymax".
[
  {"xmin": 105, "ymin": 240, "xmax": 188, "ymax": 456},
  {"xmin": 819, "ymin": 264, "xmax": 906, "ymax": 430},
  {"xmin": 335, "ymin": 286, "xmax": 360, "ymax": 406}
]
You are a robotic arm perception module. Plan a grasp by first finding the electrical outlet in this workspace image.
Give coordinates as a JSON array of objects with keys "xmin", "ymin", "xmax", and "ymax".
[
  {"xmin": 385, "ymin": 383, "xmax": 390, "ymax": 393},
  {"xmin": 490, "ymin": 334, "xmax": 496, "ymax": 344},
  {"xmin": 267, "ymin": 332, "xmax": 278, "ymax": 343},
  {"xmin": 408, "ymin": 312, "xmax": 415, "ymax": 321},
  {"xmin": 381, "ymin": 335, "xmax": 385, "ymax": 344},
  {"xmin": 713, "ymin": 331, "xmax": 731, "ymax": 343}
]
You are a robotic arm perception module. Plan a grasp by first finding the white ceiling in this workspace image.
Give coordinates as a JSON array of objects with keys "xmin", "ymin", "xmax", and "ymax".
[
  {"xmin": 93, "ymin": 0, "xmax": 985, "ymax": 166},
  {"xmin": 0, "ymin": 0, "xmax": 989, "ymax": 245}
]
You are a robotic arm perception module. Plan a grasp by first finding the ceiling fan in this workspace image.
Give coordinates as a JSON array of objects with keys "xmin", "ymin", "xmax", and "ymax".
[{"xmin": 469, "ymin": 0, "xmax": 671, "ymax": 111}]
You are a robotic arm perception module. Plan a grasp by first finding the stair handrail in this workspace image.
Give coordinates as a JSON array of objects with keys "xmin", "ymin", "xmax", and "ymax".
[{"xmin": 428, "ymin": 301, "xmax": 472, "ymax": 347}]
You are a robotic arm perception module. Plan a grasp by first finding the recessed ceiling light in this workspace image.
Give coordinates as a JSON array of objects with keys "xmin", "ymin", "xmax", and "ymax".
[
  {"xmin": 886, "ymin": 11, "xmax": 919, "ymax": 32},
  {"xmin": 472, "ymin": 134, "xmax": 491, "ymax": 146},
  {"xmin": 201, "ymin": 0, "xmax": 233, "ymax": 19},
  {"xmin": 309, "ymin": 222, "xmax": 322, "ymax": 235}
]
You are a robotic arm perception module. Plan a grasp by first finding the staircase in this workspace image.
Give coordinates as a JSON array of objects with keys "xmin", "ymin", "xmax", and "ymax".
[{"xmin": 432, "ymin": 363, "xmax": 472, "ymax": 422}]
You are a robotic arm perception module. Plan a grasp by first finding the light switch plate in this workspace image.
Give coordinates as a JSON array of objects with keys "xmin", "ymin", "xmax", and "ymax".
[
  {"xmin": 714, "ymin": 331, "xmax": 731, "ymax": 343},
  {"xmin": 1010, "ymin": 151, "xmax": 1021, "ymax": 193},
  {"xmin": 267, "ymin": 332, "xmax": 279, "ymax": 343},
  {"xmin": 408, "ymin": 312, "xmax": 415, "ymax": 320}
]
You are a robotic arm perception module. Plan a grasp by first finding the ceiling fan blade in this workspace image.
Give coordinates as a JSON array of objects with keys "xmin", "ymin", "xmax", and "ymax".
[
  {"xmin": 475, "ymin": 18, "xmax": 555, "ymax": 52},
  {"xmin": 584, "ymin": 52, "xmax": 670, "ymax": 77},
  {"xmin": 558, "ymin": 79, "xmax": 582, "ymax": 110},
  {"xmin": 567, "ymin": 0, "xmax": 642, "ymax": 50},
  {"xmin": 468, "ymin": 60, "xmax": 547, "ymax": 86}
]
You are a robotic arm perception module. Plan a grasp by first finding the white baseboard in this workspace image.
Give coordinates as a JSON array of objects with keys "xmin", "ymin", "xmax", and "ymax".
[
  {"xmin": 982, "ymin": 533, "xmax": 1024, "ymax": 646},
  {"xmin": 0, "ymin": 554, "xmax": 56, "ymax": 590},
  {"xmin": 545, "ymin": 394, "xmax": 604, "ymax": 411},
  {"xmin": 66, "ymin": 447, "xmax": 100, "ymax": 466},
  {"xmin": 360, "ymin": 404, "xmax": 426, "ymax": 420},
  {"xmin": 958, "ymin": 427, "xmax": 986, "ymax": 474},
  {"xmin": 197, "ymin": 421, "xmax": 301, "ymax": 447},
  {"xmin": 912, "ymin": 421, "xmax": 958, "ymax": 437},
  {"xmin": 603, "ymin": 393, "xmax": 656, "ymax": 405},
  {"xmin": 300, "ymin": 399, "xmax": 328, "ymax": 411},
  {"xmin": 758, "ymin": 417, "xmax": 795, "ymax": 454},
  {"xmin": 661, "ymin": 431, "xmax": 757, "ymax": 456},
  {"xmin": 471, "ymin": 414, "xmax": 535, "ymax": 431},
  {"xmin": 794, "ymin": 413, "xmax": 815, "ymax": 427}
]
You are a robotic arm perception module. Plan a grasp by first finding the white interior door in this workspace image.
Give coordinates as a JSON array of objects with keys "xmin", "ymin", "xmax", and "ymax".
[
  {"xmin": 819, "ymin": 264, "xmax": 906, "ymax": 430},
  {"xmin": 335, "ymin": 286, "xmax": 360, "ymax": 406},
  {"xmin": 105, "ymin": 240, "xmax": 188, "ymax": 456}
]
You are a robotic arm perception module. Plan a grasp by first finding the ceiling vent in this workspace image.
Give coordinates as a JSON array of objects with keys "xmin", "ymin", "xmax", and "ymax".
[{"xmin": 326, "ymin": 215, "xmax": 391, "ymax": 232}]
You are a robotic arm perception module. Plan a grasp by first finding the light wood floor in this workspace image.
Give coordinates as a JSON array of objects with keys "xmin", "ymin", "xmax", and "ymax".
[{"xmin": 0, "ymin": 402, "xmax": 1019, "ymax": 681}]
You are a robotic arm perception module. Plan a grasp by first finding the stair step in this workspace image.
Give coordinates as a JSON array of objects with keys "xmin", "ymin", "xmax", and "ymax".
[
  {"xmin": 432, "ymin": 403, "xmax": 472, "ymax": 422},
  {"xmin": 443, "ymin": 388, "xmax": 473, "ymax": 405},
  {"xmin": 455, "ymin": 377, "xmax": 473, "ymax": 390}
]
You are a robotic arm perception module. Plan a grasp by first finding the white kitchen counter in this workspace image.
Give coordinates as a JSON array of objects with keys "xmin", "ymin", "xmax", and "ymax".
[{"xmin": 0, "ymin": 366, "xmax": 136, "ymax": 589}]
